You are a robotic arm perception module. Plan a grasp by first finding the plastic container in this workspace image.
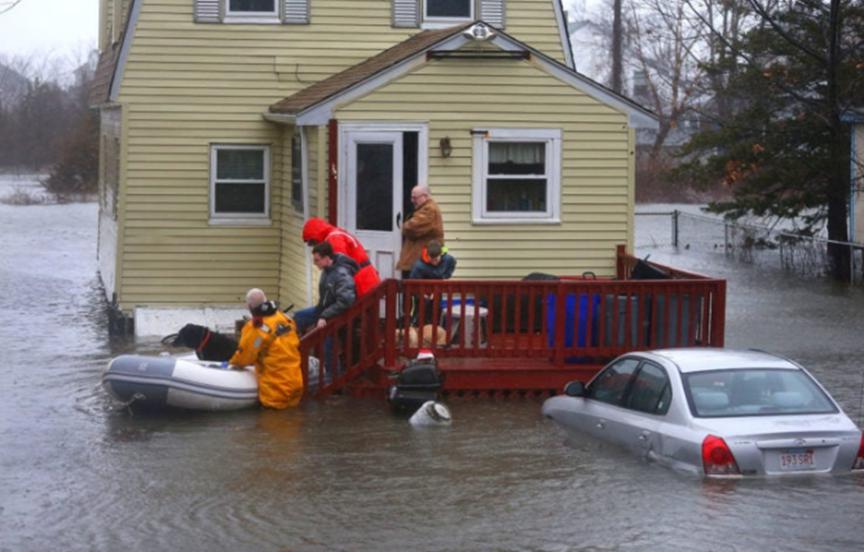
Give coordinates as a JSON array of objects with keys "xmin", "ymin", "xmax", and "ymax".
[{"xmin": 546, "ymin": 293, "xmax": 601, "ymax": 348}]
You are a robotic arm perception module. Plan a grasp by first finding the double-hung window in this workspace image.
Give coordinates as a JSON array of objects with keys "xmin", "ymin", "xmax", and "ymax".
[
  {"xmin": 423, "ymin": 0, "xmax": 473, "ymax": 26},
  {"xmin": 472, "ymin": 128, "xmax": 562, "ymax": 223},
  {"xmin": 210, "ymin": 144, "xmax": 270, "ymax": 224}
]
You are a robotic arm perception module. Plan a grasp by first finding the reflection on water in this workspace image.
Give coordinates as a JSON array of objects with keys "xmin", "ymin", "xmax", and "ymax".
[{"xmin": 1, "ymin": 199, "xmax": 863, "ymax": 551}]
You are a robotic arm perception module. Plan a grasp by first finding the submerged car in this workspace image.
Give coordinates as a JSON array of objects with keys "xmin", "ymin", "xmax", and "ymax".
[{"xmin": 542, "ymin": 349, "xmax": 864, "ymax": 477}]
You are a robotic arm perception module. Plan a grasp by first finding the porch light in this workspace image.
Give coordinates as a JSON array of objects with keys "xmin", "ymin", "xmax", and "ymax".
[{"xmin": 439, "ymin": 137, "xmax": 453, "ymax": 158}]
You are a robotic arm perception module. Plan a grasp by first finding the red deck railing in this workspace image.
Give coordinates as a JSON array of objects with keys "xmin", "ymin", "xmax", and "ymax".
[{"xmin": 299, "ymin": 246, "xmax": 726, "ymax": 397}]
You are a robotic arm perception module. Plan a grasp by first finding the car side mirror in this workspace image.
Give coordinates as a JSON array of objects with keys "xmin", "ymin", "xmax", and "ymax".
[{"xmin": 563, "ymin": 381, "xmax": 585, "ymax": 397}]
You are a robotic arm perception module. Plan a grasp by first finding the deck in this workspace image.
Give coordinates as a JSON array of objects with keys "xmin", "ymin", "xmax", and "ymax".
[{"xmin": 299, "ymin": 246, "xmax": 726, "ymax": 398}]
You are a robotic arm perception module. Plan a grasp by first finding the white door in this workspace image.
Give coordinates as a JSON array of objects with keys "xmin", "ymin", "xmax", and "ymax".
[{"xmin": 344, "ymin": 131, "xmax": 403, "ymax": 279}]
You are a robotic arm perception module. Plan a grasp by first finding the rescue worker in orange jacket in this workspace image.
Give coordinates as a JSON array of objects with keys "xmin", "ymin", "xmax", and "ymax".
[
  {"xmin": 228, "ymin": 288, "xmax": 303, "ymax": 409},
  {"xmin": 302, "ymin": 217, "xmax": 381, "ymax": 297}
]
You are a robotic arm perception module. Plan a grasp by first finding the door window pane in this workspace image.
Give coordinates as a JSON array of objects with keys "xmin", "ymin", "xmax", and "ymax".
[
  {"xmin": 588, "ymin": 358, "xmax": 640, "ymax": 405},
  {"xmin": 427, "ymin": 0, "xmax": 472, "ymax": 18},
  {"xmin": 356, "ymin": 143, "xmax": 393, "ymax": 232}
]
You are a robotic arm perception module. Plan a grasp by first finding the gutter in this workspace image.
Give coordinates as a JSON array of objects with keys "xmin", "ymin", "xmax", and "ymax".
[{"xmin": 262, "ymin": 112, "xmax": 297, "ymax": 125}]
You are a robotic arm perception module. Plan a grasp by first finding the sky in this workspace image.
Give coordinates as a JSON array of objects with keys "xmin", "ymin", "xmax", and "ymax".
[{"xmin": 0, "ymin": 0, "xmax": 99, "ymax": 68}]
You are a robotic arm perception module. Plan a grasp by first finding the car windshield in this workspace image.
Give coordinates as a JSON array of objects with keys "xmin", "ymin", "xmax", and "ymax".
[{"xmin": 683, "ymin": 368, "xmax": 838, "ymax": 418}]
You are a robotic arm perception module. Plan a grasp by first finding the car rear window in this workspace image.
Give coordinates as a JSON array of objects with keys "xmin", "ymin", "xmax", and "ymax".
[{"xmin": 683, "ymin": 368, "xmax": 838, "ymax": 418}]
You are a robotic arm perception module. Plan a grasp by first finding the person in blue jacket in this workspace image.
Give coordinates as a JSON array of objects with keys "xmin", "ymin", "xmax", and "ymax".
[
  {"xmin": 408, "ymin": 240, "xmax": 456, "ymax": 280},
  {"xmin": 407, "ymin": 240, "xmax": 456, "ymax": 326}
]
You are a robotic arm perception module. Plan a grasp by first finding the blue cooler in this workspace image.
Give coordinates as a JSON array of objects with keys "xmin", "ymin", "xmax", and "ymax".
[{"xmin": 546, "ymin": 293, "xmax": 601, "ymax": 349}]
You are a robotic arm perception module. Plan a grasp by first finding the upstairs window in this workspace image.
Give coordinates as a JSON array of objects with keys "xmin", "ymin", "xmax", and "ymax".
[
  {"xmin": 210, "ymin": 145, "xmax": 270, "ymax": 224},
  {"xmin": 227, "ymin": 0, "xmax": 277, "ymax": 16},
  {"xmin": 425, "ymin": 0, "xmax": 473, "ymax": 20}
]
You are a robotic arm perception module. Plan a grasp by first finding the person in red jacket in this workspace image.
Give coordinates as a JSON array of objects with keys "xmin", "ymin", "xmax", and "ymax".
[{"xmin": 302, "ymin": 217, "xmax": 381, "ymax": 297}]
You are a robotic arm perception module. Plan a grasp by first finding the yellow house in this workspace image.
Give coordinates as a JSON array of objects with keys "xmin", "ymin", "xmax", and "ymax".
[{"xmin": 90, "ymin": 0, "xmax": 657, "ymax": 336}]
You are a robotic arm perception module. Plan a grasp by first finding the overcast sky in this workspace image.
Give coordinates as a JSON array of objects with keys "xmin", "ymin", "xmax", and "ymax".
[
  {"xmin": 0, "ymin": 0, "xmax": 592, "ymax": 68},
  {"xmin": 0, "ymin": 0, "xmax": 98, "ymax": 65}
]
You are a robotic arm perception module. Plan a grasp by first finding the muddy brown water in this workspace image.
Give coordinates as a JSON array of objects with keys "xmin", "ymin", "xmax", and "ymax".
[{"xmin": 1, "ymin": 197, "xmax": 863, "ymax": 551}]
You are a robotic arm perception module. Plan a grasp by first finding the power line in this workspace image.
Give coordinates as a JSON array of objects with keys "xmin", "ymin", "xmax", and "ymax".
[{"xmin": 0, "ymin": 0, "xmax": 26, "ymax": 17}]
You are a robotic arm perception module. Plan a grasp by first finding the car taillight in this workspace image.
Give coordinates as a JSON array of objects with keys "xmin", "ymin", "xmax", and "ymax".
[
  {"xmin": 853, "ymin": 433, "xmax": 864, "ymax": 471},
  {"xmin": 702, "ymin": 434, "xmax": 740, "ymax": 476}
]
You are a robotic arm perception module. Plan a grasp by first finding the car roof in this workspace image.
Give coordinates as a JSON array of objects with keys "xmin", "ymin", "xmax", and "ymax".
[{"xmin": 642, "ymin": 348, "xmax": 799, "ymax": 373}]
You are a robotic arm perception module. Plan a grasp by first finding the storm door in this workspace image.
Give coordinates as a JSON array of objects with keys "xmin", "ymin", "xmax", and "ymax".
[{"xmin": 344, "ymin": 131, "xmax": 404, "ymax": 279}]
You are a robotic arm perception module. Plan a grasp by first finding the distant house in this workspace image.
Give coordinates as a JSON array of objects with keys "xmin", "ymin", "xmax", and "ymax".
[{"xmin": 90, "ymin": 0, "xmax": 657, "ymax": 335}]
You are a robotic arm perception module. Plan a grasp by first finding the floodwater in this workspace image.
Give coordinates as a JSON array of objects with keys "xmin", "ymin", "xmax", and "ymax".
[{"xmin": 2, "ymin": 185, "xmax": 864, "ymax": 551}]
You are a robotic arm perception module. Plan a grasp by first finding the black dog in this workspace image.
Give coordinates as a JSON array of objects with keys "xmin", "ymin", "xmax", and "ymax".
[{"xmin": 165, "ymin": 324, "xmax": 238, "ymax": 362}]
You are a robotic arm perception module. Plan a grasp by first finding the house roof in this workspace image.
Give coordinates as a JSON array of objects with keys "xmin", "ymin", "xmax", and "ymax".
[
  {"xmin": 268, "ymin": 22, "xmax": 657, "ymax": 129},
  {"xmin": 269, "ymin": 23, "xmax": 473, "ymax": 115}
]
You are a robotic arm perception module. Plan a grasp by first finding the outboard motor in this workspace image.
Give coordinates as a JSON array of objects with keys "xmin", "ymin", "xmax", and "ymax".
[{"xmin": 388, "ymin": 350, "xmax": 444, "ymax": 414}]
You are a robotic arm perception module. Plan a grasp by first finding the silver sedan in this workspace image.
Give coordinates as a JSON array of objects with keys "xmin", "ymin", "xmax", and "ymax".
[{"xmin": 542, "ymin": 348, "xmax": 864, "ymax": 477}]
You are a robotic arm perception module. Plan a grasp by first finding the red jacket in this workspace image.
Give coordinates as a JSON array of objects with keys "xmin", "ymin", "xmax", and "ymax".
[{"xmin": 302, "ymin": 218, "xmax": 381, "ymax": 296}]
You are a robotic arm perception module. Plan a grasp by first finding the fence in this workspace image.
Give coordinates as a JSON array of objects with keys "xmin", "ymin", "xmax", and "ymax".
[
  {"xmin": 637, "ymin": 209, "xmax": 864, "ymax": 283},
  {"xmin": 299, "ymin": 248, "xmax": 726, "ymax": 397}
]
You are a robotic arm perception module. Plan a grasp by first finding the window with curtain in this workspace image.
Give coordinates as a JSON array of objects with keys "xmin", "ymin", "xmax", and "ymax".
[
  {"xmin": 472, "ymin": 129, "xmax": 561, "ymax": 223},
  {"xmin": 210, "ymin": 145, "xmax": 270, "ymax": 222}
]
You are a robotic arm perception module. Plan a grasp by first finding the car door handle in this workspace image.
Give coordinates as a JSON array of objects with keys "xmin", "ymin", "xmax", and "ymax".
[
  {"xmin": 638, "ymin": 431, "xmax": 650, "ymax": 441},
  {"xmin": 596, "ymin": 420, "xmax": 606, "ymax": 430},
  {"xmin": 396, "ymin": 212, "xmax": 401, "ymax": 228}
]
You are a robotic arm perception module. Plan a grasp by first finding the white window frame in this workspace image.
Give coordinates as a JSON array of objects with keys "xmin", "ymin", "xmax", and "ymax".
[
  {"xmin": 472, "ymin": 128, "xmax": 562, "ymax": 225},
  {"xmin": 210, "ymin": 144, "xmax": 271, "ymax": 226},
  {"xmin": 224, "ymin": 0, "xmax": 280, "ymax": 24},
  {"xmin": 422, "ymin": 0, "xmax": 474, "ymax": 29}
]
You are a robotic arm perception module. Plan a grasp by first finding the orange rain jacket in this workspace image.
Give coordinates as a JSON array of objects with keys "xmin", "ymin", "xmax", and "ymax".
[
  {"xmin": 302, "ymin": 217, "xmax": 381, "ymax": 296},
  {"xmin": 229, "ymin": 311, "xmax": 303, "ymax": 409}
]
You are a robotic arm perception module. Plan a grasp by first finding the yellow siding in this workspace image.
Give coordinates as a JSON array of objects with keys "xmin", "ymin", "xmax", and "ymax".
[
  {"xmin": 277, "ymin": 126, "xmax": 310, "ymax": 311},
  {"xmin": 111, "ymin": 0, "xmax": 570, "ymax": 310},
  {"xmin": 336, "ymin": 56, "xmax": 634, "ymax": 278}
]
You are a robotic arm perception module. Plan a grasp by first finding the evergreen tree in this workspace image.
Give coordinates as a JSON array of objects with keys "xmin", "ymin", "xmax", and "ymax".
[{"xmin": 678, "ymin": 0, "xmax": 864, "ymax": 280}]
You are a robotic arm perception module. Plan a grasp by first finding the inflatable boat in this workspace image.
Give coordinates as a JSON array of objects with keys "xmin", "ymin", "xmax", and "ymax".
[{"xmin": 102, "ymin": 354, "xmax": 259, "ymax": 411}]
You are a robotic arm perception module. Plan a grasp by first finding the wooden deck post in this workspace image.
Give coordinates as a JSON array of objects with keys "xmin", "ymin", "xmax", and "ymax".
[
  {"xmin": 710, "ymin": 280, "xmax": 726, "ymax": 346},
  {"xmin": 384, "ymin": 279, "xmax": 398, "ymax": 368},
  {"xmin": 616, "ymin": 244, "xmax": 627, "ymax": 279}
]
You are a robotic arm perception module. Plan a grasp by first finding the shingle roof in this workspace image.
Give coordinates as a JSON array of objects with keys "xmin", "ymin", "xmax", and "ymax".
[{"xmin": 269, "ymin": 24, "xmax": 472, "ymax": 115}]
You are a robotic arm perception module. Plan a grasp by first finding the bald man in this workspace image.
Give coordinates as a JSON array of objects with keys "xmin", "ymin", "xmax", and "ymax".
[
  {"xmin": 228, "ymin": 289, "xmax": 303, "ymax": 408},
  {"xmin": 397, "ymin": 185, "xmax": 444, "ymax": 273}
]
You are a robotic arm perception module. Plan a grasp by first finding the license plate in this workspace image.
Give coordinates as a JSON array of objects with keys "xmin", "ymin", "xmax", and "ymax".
[{"xmin": 779, "ymin": 449, "xmax": 815, "ymax": 470}]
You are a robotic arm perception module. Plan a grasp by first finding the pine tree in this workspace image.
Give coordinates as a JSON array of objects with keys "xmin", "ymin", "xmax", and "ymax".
[{"xmin": 678, "ymin": 0, "xmax": 864, "ymax": 280}]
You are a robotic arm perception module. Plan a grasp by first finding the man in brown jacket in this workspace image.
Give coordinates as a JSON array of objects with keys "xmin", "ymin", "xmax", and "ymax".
[{"xmin": 397, "ymin": 185, "xmax": 444, "ymax": 273}]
